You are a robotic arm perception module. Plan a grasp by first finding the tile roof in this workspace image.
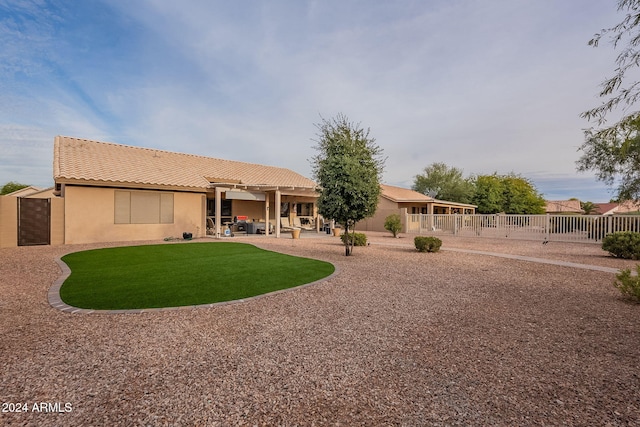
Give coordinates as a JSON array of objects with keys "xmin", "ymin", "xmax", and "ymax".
[
  {"xmin": 381, "ymin": 184, "xmax": 434, "ymax": 203},
  {"xmin": 593, "ymin": 203, "xmax": 619, "ymax": 215},
  {"xmin": 617, "ymin": 200, "xmax": 640, "ymax": 213},
  {"xmin": 545, "ymin": 200, "xmax": 582, "ymax": 213},
  {"xmin": 54, "ymin": 136, "xmax": 317, "ymax": 191},
  {"xmin": 380, "ymin": 184, "xmax": 477, "ymax": 208}
]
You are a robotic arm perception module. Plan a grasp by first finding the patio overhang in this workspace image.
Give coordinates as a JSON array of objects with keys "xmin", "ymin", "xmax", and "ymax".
[
  {"xmin": 207, "ymin": 182, "xmax": 320, "ymax": 238},
  {"xmin": 207, "ymin": 182, "xmax": 318, "ymax": 197}
]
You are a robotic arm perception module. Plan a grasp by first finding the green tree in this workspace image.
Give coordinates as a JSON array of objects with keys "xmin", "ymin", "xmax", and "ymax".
[
  {"xmin": 0, "ymin": 181, "xmax": 29, "ymax": 195},
  {"xmin": 311, "ymin": 114, "xmax": 385, "ymax": 256},
  {"xmin": 580, "ymin": 201, "xmax": 598, "ymax": 215},
  {"xmin": 412, "ymin": 162, "xmax": 475, "ymax": 203},
  {"xmin": 472, "ymin": 174, "xmax": 505, "ymax": 214},
  {"xmin": 579, "ymin": 0, "xmax": 640, "ymax": 201},
  {"xmin": 471, "ymin": 173, "xmax": 545, "ymax": 214}
]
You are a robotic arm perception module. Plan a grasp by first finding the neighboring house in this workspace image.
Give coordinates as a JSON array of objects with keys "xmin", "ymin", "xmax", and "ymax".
[
  {"xmin": 617, "ymin": 200, "xmax": 640, "ymax": 214},
  {"xmin": 545, "ymin": 200, "xmax": 582, "ymax": 214},
  {"xmin": 593, "ymin": 203, "xmax": 619, "ymax": 216},
  {"xmin": 53, "ymin": 136, "xmax": 319, "ymax": 244},
  {"xmin": 592, "ymin": 201, "xmax": 640, "ymax": 215},
  {"xmin": 359, "ymin": 184, "xmax": 477, "ymax": 232},
  {"xmin": 5, "ymin": 186, "xmax": 43, "ymax": 197}
]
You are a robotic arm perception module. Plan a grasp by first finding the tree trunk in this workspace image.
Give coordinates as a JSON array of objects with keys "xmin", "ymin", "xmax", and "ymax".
[
  {"xmin": 350, "ymin": 224, "xmax": 356, "ymax": 255},
  {"xmin": 344, "ymin": 223, "xmax": 351, "ymax": 256}
]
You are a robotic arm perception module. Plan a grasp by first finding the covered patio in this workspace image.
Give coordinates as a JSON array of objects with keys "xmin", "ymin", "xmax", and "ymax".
[{"xmin": 208, "ymin": 182, "xmax": 321, "ymax": 238}]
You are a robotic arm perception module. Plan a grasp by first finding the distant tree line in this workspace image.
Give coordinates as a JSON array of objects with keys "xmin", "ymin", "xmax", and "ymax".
[{"xmin": 412, "ymin": 163, "xmax": 546, "ymax": 214}]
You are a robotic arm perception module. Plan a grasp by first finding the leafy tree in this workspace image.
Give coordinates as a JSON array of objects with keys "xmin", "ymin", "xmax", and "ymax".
[
  {"xmin": 471, "ymin": 173, "xmax": 546, "ymax": 214},
  {"xmin": 311, "ymin": 114, "xmax": 385, "ymax": 256},
  {"xmin": 412, "ymin": 162, "xmax": 475, "ymax": 203},
  {"xmin": 577, "ymin": 116, "xmax": 640, "ymax": 201},
  {"xmin": 472, "ymin": 174, "xmax": 504, "ymax": 214},
  {"xmin": 578, "ymin": 0, "xmax": 640, "ymax": 200},
  {"xmin": 1, "ymin": 181, "xmax": 29, "ymax": 195},
  {"xmin": 580, "ymin": 201, "xmax": 598, "ymax": 215}
]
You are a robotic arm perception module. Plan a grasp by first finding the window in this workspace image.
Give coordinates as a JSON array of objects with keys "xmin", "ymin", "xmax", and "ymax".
[
  {"xmin": 115, "ymin": 190, "xmax": 174, "ymax": 224},
  {"xmin": 296, "ymin": 203, "xmax": 314, "ymax": 216},
  {"xmin": 280, "ymin": 202, "xmax": 290, "ymax": 217},
  {"xmin": 206, "ymin": 199, "xmax": 233, "ymax": 224},
  {"xmin": 207, "ymin": 199, "xmax": 232, "ymax": 217}
]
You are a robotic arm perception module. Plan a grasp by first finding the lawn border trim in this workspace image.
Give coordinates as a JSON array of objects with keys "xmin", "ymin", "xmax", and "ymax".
[{"xmin": 49, "ymin": 249, "xmax": 338, "ymax": 315}]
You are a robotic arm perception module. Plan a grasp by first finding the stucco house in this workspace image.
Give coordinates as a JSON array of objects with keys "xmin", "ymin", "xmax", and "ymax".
[
  {"xmin": 359, "ymin": 184, "xmax": 476, "ymax": 232},
  {"xmin": 52, "ymin": 136, "xmax": 320, "ymax": 244},
  {"xmin": 592, "ymin": 201, "xmax": 640, "ymax": 215}
]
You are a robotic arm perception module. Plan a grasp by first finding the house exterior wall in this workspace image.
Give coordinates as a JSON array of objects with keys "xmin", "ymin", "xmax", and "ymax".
[
  {"xmin": 358, "ymin": 196, "xmax": 401, "ymax": 232},
  {"xmin": 359, "ymin": 208, "xmax": 403, "ymax": 232},
  {"xmin": 50, "ymin": 197, "xmax": 65, "ymax": 245},
  {"xmin": 232, "ymin": 199, "xmax": 271, "ymax": 222},
  {"xmin": 63, "ymin": 185, "xmax": 206, "ymax": 244},
  {"xmin": 0, "ymin": 196, "xmax": 18, "ymax": 248}
]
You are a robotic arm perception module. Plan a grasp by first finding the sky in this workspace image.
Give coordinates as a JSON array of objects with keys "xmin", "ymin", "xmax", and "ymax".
[{"xmin": 0, "ymin": 0, "xmax": 629, "ymax": 202}]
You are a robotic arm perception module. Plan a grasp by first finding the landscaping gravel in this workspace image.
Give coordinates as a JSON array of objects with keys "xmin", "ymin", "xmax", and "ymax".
[{"xmin": 1, "ymin": 232, "xmax": 639, "ymax": 426}]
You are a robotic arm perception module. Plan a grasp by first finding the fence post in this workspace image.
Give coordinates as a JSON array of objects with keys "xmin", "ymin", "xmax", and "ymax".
[
  {"xmin": 545, "ymin": 214, "xmax": 550, "ymax": 242},
  {"xmin": 454, "ymin": 213, "xmax": 459, "ymax": 236},
  {"xmin": 401, "ymin": 208, "xmax": 408, "ymax": 234}
]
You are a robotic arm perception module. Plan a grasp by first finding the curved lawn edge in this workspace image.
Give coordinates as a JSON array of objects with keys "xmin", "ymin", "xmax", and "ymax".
[{"xmin": 49, "ymin": 246, "xmax": 338, "ymax": 315}]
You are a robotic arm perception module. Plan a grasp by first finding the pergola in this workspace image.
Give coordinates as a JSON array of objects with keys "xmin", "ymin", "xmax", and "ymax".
[{"xmin": 210, "ymin": 182, "xmax": 320, "ymax": 238}]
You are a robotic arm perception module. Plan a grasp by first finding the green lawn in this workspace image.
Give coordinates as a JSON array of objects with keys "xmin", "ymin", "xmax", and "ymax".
[{"xmin": 60, "ymin": 242, "xmax": 335, "ymax": 310}]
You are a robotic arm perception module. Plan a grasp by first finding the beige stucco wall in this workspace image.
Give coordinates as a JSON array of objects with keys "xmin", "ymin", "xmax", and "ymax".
[
  {"xmin": 50, "ymin": 197, "xmax": 65, "ymax": 245},
  {"xmin": 64, "ymin": 186, "xmax": 206, "ymax": 245},
  {"xmin": 359, "ymin": 208, "xmax": 403, "ymax": 233},
  {"xmin": 0, "ymin": 196, "xmax": 18, "ymax": 248},
  {"xmin": 358, "ymin": 196, "xmax": 405, "ymax": 233},
  {"xmin": 232, "ymin": 199, "xmax": 271, "ymax": 222}
]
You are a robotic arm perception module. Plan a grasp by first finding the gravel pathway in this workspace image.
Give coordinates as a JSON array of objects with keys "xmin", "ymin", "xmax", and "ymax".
[{"xmin": 1, "ymin": 233, "xmax": 639, "ymax": 426}]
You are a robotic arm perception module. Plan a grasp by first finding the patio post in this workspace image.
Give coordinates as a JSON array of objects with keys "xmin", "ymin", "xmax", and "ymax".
[
  {"xmin": 275, "ymin": 190, "xmax": 281, "ymax": 238},
  {"xmin": 264, "ymin": 193, "xmax": 270, "ymax": 237},
  {"xmin": 215, "ymin": 186, "xmax": 223, "ymax": 239}
]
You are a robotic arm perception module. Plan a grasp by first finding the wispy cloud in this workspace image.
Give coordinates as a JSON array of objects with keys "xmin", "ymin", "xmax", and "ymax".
[{"xmin": 0, "ymin": 0, "xmax": 625, "ymax": 200}]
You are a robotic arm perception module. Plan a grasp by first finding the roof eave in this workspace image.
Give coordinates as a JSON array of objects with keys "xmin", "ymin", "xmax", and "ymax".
[{"xmin": 54, "ymin": 178, "xmax": 207, "ymax": 193}]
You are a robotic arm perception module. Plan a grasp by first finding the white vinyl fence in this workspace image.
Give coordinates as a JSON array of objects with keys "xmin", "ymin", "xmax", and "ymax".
[{"xmin": 405, "ymin": 214, "xmax": 640, "ymax": 243}]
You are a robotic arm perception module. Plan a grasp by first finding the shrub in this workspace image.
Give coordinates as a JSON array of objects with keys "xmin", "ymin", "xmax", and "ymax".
[
  {"xmin": 602, "ymin": 231, "xmax": 640, "ymax": 259},
  {"xmin": 384, "ymin": 214, "xmax": 402, "ymax": 238},
  {"xmin": 341, "ymin": 232, "xmax": 368, "ymax": 247},
  {"xmin": 414, "ymin": 236, "xmax": 442, "ymax": 253},
  {"xmin": 613, "ymin": 266, "xmax": 640, "ymax": 303}
]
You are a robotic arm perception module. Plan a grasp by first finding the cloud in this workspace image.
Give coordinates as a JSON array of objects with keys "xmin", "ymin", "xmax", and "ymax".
[{"xmin": 0, "ymin": 0, "xmax": 626, "ymax": 202}]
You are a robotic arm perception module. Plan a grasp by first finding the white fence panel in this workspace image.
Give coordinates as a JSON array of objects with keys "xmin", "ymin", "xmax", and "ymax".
[{"xmin": 405, "ymin": 214, "xmax": 640, "ymax": 243}]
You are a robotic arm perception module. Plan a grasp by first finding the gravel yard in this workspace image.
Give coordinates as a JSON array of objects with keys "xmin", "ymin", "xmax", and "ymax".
[{"xmin": 1, "ymin": 232, "xmax": 639, "ymax": 426}]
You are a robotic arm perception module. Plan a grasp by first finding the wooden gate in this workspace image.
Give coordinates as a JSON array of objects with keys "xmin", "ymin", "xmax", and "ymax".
[{"xmin": 18, "ymin": 198, "xmax": 50, "ymax": 246}]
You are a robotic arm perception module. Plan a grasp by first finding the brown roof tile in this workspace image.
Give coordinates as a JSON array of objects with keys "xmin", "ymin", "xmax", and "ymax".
[
  {"xmin": 381, "ymin": 184, "xmax": 434, "ymax": 203},
  {"xmin": 545, "ymin": 200, "xmax": 582, "ymax": 213},
  {"xmin": 593, "ymin": 203, "xmax": 619, "ymax": 215},
  {"xmin": 54, "ymin": 136, "xmax": 317, "ymax": 191}
]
